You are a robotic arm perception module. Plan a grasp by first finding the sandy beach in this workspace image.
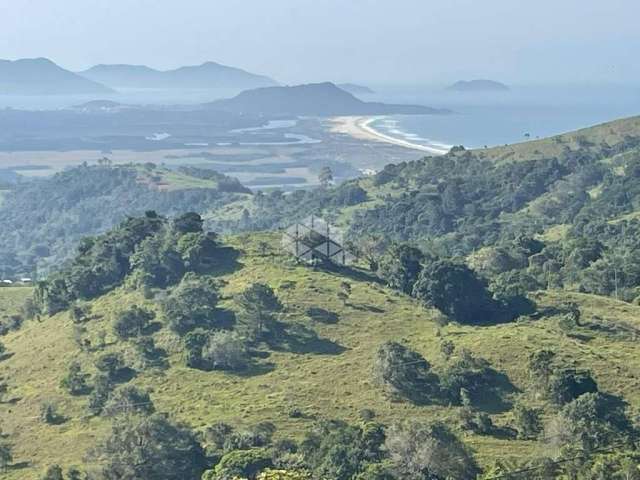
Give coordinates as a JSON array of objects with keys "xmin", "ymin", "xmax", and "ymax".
[{"xmin": 330, "ymin": 116, "xmax": 450, "ymax": 155}]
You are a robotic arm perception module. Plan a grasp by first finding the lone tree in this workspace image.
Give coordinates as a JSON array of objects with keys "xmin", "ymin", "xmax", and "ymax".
[
  {"xmin": 412, "ymin": 260, "xmax": 497, "ymax": 324},
  {"xmin": 338, "ymin": 281, "xmax": 352, "ymax": 305},
  {"xmin": 373, "ymin": 341, "xmax": 440, "ymax": 404},
  {"xmin": 318, "ymin": 166, "xmax": 333, "ymax": 188},
  {"xmin": 236, "ymin": 283, "xmax": 282, "ymax": 339}
]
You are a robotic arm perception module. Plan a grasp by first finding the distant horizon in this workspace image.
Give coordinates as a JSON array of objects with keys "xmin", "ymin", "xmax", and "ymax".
[
  {"xmin": 2, "ymin": 56, "xmax": 640, "ymax": 90},
  {"xmin": 2, "ymin": 0, "xmax": 638, "ymax": 85}
]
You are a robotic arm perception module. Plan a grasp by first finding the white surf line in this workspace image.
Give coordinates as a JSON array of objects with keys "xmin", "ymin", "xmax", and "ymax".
[{"xmin": 359, "ymin": 116, "xmax": 451, "ymax": 155}]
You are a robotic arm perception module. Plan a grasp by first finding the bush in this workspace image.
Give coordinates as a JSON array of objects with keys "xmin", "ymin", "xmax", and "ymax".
[
  {"xmin": 89, "ymin": 414, "xmax": 205, "ymax": 480},
  {"xmin": 94, "ymin": 352, "xmax": 128, "ymax": 381},
  {"xmin": 377, "ymin": 244, "xmax": 424, "ymax": 294},
  {"xmin": 373, "ymin": 341, "xmax": 440, "ymax": 404},
  {"xmin": 513, "ymin": 402, "xmax": 543, "ymax": 440},
  {"xmin": 103, "ymin": 385, "xmax": 155, "ymax": 417},
  {"xmin": 112, "ymin": 306, "xmax": 155, "ymax": 340},
  {"xmin": 163, "ymin": 275, "xmax": 220, "ymax": 334},
  {"xmin": 236, "ymin": 283, "xmax": 282, "ymax": 340},
  {"xmin": 40, "ymin": 402, "xmax": 61, "ymax": 424},
  {"xmin": 60, "ymin": 361, "xmax": 90, "ymax": 395},
  {"xmin": 88, "ymin": 374, "xmax": 113, "ymax": 415},
  {"xmin": 201, "ymin": 331, "xmax": 249, "ymax": 371},
  {"xmin": 385, "ymin": 421, "xmax": 480, "ymax": 480},
  {"xmin": 205, "ymin": 448, "xmax": 273, "ymax": 480},
  {"xmin": 548, "ymin": 369, "xmax": 598, "ymax": 406}
]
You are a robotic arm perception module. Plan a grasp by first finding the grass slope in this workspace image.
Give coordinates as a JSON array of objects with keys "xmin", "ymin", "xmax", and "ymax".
[
  {"xmin": 1, "ymin": 234, "xmax": 640, "ymax": 478},
  {"xmin": 480, "ymin": 115, "xmax": 640, "ymax": 163}
]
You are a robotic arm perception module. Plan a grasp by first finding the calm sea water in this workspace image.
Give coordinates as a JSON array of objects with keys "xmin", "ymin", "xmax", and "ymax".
[
  {"xmin": 365, "ymin": 85, "xmax": 640, "ymax": 150},
  {"xmin": 1, "ymin": 85, "xmax": 639, "ymax": 151}
]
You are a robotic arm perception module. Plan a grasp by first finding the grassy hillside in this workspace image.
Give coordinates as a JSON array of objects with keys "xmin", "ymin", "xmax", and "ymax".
[
  {"xmin": 1, "ymin": 232, "xmax": 640, "ymax": 478},
  {"xmin": 481, "ymin": 115, "xmax": 640, "ymax": 164}
]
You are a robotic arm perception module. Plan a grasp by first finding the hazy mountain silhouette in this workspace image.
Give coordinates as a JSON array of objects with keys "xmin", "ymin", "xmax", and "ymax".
[
  {"xmin": 447, "ymin": 79, "xmax": 510, "ymax": 92},
  {"xmin": 0, "ymin": 58, "xmax": 113, "ymax": 95},
  {"xmin": 337, "ymin": 83, "xmax": 375, "ymax": 95},
  {"xmin": 207, "ymin": 82, "xmax": 447, "ymax": 116},
  {"xmin": 79, "ymin": 61, "xmax": 278, "ymax": 89}
]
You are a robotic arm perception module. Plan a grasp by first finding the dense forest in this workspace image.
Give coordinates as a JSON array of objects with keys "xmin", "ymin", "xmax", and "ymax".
[{"xmin": 0, "ymin": 163, "xmax": 250, "ymax": 278}]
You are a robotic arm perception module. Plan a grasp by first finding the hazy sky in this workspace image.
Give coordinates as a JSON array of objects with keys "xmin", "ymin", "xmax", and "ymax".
[{"xmin": 2, "ymin": 0, "xmax": 639, "ymax": 85}]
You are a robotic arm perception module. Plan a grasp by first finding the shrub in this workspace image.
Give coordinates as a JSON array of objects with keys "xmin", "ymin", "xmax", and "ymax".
[
  {"xmin": 373, "ymin": 341, "xmax": 439, "ymax": 404},
  {"xmin": 88, "ymin": 374, "xmax": 113, "ymax": 415},
  {"xmin": 112, "ymin": 306, "xmax": 155, "ymax": 340},
  {"xmin": 201, "ymin": 331, "xmax": 249, "ymax": 371},
  {"xmin": 94, "ymin": 352, "xmax": 128, "ymax": 382},
  {"xmin": 236, "ymin": 283, "xmax": 282, "ymax": 340},
  {"xmin": 163, "ymin": 275, "xmax": 220, "ymax": 334},
  {"xmin": 377, "ymin": 244, "xmax": 424, "ymax": 294},
  {"xmin": 41, "ymin": 464, "xmax": 64, "ymax": 480},
  {"xmin": 40, "ymin": 402, "xmax": 60, "ymax": 424},
  {"xmin": 513, "ymin": 402, "xmax": 543, "ymax": 440},
  {"xmin": 548, "ymin": 369, "xmax": 598, "ymax": 406},
  {"xmin": 60, "ymin": 361, "xmax": 90, "ymax": 395},
  {"xmin": 385, "ymin": 421, "xmax": 480, "ymax": 480},
  {"xmin": 89, "ymin": 414, "xmax": 205, "ymax": 480},
  {"xmin": 205, "ymin": 448, "xmax": 273, "ymax": 480},
  {"xmin": 103, "ymin": 385, "xmax": 155, "ymax": 417}
]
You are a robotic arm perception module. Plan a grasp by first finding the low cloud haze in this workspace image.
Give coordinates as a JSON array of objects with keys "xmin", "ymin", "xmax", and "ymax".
[{"xmin": 2, "ymin": 0, "xmax": 638, "ymax": 85}]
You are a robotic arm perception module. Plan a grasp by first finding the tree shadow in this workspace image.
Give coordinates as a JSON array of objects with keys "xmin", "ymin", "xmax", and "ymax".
[
  {"xmin": 234, "ymin": 361, "xmax": 277, "ymax": 378},
  {"xmin": 348, "ymin": 304, "xmax": 385, "ymax": 313},
  {"xmin": 488, "ymin": 425, "xmax": 518, "ymax": 440},
  {"xmin": 207, "ymin": 246, "xmax": 243, "ymax": 276},
  {"xmin": 316, "ymin": 262, "xmax": 383, "ymax": 285},
  {"xmin": 7, "ymin": 461, "xmax": 32, "ymax": 471},
  {"xmin": 0, "ymin": 352, "xmax": 15, "ymax": 362},
  {"xmin": 141, "ymin": 321, "xmax": 163, "ymax": 336},
  {"xmin": 47, "ymin": 414, "xmax": 69, "ymax": 426},
  {"xmin": 265, "ymin": 322, "xmax": 346, "ymax": 355},
  {"xmin": 112, "ymin": 367, "xmax": 136, "ymax": 384},
  {"xmin": 306, "ymin": 307, "xmax": 339, "ymax": 324},
  {"xmin": 468, "ymin": 369, "xmax": 520, "ymax": 414},
  {"xmin": 213, "ymin": 308, "xmax": 237, "ymax": 330}
]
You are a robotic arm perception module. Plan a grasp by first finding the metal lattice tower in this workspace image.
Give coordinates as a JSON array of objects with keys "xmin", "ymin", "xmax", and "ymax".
[{"xmin": 282, "ymin": 215, "xmax": 355, "ymax": 265}]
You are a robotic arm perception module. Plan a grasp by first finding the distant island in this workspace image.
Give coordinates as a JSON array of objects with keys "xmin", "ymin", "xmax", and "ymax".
[
  {"xmin": 208, "ymin": 82, "xmax": 448, "ymax": 116},
  {"xmin": 447, "ymin": 79, "xmax": 510, "ymax": 92},
  {"xmin": 0, "ymin": 58, "xmax": 113, "ymax": 95},
  {"xmin": 337, "ymin": 83, "xmax": 376, "ymax": 95},
  {"xmin": 78, "ymin": 61, "xmax": 278, "ymax": 90}
]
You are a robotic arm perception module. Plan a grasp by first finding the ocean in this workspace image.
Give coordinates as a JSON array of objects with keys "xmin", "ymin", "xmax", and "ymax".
[
  {"xmin": 1, "ymin": 84, "xmax": 639, "ymax": 152},
  {"xmin": 364, "ymin": 85, "xmax": 640, "ymax": 151}
]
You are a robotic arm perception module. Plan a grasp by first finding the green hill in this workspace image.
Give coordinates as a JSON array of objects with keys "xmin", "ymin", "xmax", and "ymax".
[
  {"xmin": 2, "ymin": 115, "xmax": 640, "ymax": 479},
  {"xmin": 1, "ymin": 220, "xmax": 639, "ymax": 478}
]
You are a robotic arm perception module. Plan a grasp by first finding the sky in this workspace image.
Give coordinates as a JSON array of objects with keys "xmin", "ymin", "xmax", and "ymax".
[{"xmin": 2, "ymin": 0, "xmax": 639, "ymax": 86}]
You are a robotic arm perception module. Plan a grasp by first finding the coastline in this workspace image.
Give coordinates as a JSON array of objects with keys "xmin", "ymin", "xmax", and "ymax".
[{"xmin": 330, "ymin": 115, "xmax": 450, "ymax": 155}]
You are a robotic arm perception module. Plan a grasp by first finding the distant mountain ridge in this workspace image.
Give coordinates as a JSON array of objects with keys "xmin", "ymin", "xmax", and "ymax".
[
  {"xmin": 447, "ymin": 79, "xmax": 510, "ymax": 92},
  {"xmin": 0, "ymin": 58, "xmax": 113, "ymax": 95},
  {"xmin": 208, "ymin": 82, "xmax": 448, "ymax": 116},
  {"xmin": 79, "ymin": 61, "xmax": 278, "ymax": 89},
  {"xmin": 337, "ymin": 83, "xmax": 375, "ymax": 95}
]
